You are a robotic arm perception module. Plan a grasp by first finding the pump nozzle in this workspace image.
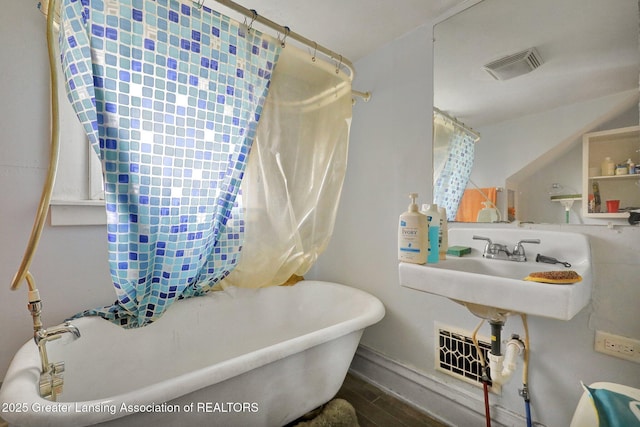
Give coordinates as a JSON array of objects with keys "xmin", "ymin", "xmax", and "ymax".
[{"xmin": 408, "ymin": 193, "xmax": 419, "ymax": 212}]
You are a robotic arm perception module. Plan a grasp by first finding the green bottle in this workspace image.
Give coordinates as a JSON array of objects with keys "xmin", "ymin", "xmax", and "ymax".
[{"xmin": 592, "ymin": 181, "xmax": 601, "ymax": 213}]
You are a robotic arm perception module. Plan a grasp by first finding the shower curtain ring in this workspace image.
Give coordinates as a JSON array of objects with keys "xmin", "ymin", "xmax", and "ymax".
[
  {"xmin": 336, "ymin": 55, "xmax": 343, "ymax": 74},
  {"xmin": 192, "ymin": 0, "xmax": 204, "ymax": 9},
  {"xmin": 311, "ymin": 42, "xmax": 317, "ymax": 62},
  {"xmin": 247, "ymin": 9, "xmax": 257, "ymax": 32},
  {"xmin": 280, "ymin": 26, "xmax": 290, "ymax": 47}
]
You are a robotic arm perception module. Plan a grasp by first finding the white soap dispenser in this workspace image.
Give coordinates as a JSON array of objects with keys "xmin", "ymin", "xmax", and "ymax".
[{"xmin": 398, "ymin": 193, "xmax": 429, "ymax": 264}]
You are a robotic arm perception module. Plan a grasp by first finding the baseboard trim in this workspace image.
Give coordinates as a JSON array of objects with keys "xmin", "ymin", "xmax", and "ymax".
[{"xmin": 349, "ymin": 345, "xmax": 526, "ymax": 427}]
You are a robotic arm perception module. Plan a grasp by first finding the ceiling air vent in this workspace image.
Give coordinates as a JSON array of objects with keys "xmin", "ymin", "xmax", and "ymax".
[{"xmin": 483, "ymin": 48, "xmax": 543, "ymax": 81}]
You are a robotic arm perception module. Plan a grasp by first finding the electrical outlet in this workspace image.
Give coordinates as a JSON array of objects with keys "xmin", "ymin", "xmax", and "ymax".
[{"xmin": 594, "ymin": 331, "xmax": 640, "ymax": 363}]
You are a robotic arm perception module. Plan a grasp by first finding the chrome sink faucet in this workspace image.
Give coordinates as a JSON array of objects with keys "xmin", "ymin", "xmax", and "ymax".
[{"xmin": 473, "ymin": 236, "xmax": 540, "ymax": 261}]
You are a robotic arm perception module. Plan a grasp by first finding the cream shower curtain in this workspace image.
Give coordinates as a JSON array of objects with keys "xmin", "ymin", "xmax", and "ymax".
[{"xmin": 221, "ymin": 45, "xmax": 352, "ymax": 288}]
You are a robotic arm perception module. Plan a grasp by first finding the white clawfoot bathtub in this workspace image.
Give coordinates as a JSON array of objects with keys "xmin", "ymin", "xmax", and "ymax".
[{"xmin": 0, "ymin": 281, "xmax": 384, "ymax": 427}]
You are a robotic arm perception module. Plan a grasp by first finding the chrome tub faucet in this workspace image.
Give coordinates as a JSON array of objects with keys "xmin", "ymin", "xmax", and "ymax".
[{"xmin": 34, "ymin": 321, "xmax": 81, "ymax": 400}]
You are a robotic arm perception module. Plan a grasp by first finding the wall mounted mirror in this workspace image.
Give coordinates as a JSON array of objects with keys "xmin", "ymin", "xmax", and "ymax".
[{"xmin": 434, "ymin": 0, "xmax": 639, "ymax": 224}]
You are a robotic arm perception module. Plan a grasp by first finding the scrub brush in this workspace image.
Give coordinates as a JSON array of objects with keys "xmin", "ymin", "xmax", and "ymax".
[{"xmin": 524, "ymin": 270, "xmax": 582, "ymax": 284}]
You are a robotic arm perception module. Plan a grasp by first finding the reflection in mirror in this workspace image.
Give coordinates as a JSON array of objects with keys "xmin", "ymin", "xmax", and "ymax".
[
  {"xmin": 434, "ymin": 0, "xmax": 639, "ymax": 224},
  {"xmin": 432, "ymin": 108, "xmax": 479, "ymax": 221}
]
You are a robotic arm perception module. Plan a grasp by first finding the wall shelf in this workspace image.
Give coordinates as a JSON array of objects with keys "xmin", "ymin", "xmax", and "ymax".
[
  {"xmin": 550, "ymin": 197, "xmax": 582, "ymax": 202},
  {"xmin": 582, "ymin": 126, "xmax": 640, "ymax": 218},
  {"xmin": 588, "ymin": 174, "xmax": 640, "ymax": 181},
  {"xmin": 583, "ymin": 212, "xmax": 629, "ymax": 219}
]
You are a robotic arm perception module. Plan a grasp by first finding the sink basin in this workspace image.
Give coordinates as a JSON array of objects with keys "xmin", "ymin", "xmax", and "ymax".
[{"xmin": 399, "ymin": 227, "xmax": 592, "ymax": 320}]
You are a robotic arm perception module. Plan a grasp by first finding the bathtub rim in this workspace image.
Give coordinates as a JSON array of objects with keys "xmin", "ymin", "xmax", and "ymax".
[{"xmin": 0, "ymin": 280, "xmax": 385, "ymax": 426}]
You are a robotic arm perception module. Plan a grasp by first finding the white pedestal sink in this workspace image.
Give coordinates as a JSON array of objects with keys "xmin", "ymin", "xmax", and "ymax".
[{"xmin": 399, "ymin": 227, "xmax": 592, "ymax": 320}]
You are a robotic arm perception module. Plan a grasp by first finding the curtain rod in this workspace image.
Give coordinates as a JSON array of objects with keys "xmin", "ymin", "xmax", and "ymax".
[
  {"xmin": 40, "ymin": 0, "xmax": 370, "ymax": 100},
  {"xmin": 197, "ymin": 0, "xmax": 357, "ymax": 80},
  {"xmin": 434, "ymin": 107, "xmax": 480, "ymax": 141}
]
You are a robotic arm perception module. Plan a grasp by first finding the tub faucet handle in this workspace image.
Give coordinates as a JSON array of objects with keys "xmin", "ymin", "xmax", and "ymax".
[
  {"xmin": 39, "ymin": 361, "xmax": 66, "ymax": 399},
  {"xmin": 52, "ymin": 361, "xmax": 65, "ymax": 374}
]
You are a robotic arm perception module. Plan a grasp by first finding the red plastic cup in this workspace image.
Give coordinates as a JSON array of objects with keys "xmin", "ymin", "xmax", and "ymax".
[{"xmin": 606, "ymin": 200, "xmax": 620, "ymax": 213}]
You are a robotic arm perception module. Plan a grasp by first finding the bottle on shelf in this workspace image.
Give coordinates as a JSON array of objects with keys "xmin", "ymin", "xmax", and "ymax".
[
  {"xmin": 627, "ymin": 158, "xmax": 635, "ymax": 174},
  {"xmin": 601, "ymin": 157, "xmax": 615, "ymax": 176},
  {"xmin": 592, "ymin": 181, "xmax": 601, "ymax": 213}
]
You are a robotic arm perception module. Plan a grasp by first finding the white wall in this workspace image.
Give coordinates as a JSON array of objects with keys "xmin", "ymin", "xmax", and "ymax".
[
  {"xmin": 471, "ymin": 90, "xmax": 638, "ymax": 189},
  {"xmin": 310, "ymin": 20, "xmax": 640, "ymax": 427},
  {"xmin": 471, "ymin": 91, "xmax": 638, "ymax": 223},
  {"xmin": 517, "ymin": 106, "xmax": 638, "ymax": 224},
  {"xmin": 0, "ymin": 0, "xmax": 114, "ymax": 377},
  {"xmin": 2, "ymin": 2, "xmax": 639, "ymax": 427},
  {"xmin": 517, "ymin": 104, "xmax": 638, "ymax": 225},
  {"xmin": 309, "ymin": 23, "xmax": 435, "ymax": 366}
]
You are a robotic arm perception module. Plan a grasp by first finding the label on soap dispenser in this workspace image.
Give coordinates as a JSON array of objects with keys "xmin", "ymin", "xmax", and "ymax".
[{"xmin": 398, "ymin": 216, "xmax": 428, "ymax": 264}]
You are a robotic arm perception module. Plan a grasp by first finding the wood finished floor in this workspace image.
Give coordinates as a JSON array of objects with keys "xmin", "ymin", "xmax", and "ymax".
[
  {"xmin": 0, "ymin": 374, "xmax": 448, "ymax": 427},
  {"xmin": 335, "ymin": 373, "xmax": 449, "ymax": 427}
]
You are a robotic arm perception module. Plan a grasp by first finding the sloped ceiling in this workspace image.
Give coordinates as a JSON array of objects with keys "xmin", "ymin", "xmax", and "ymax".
[
  {"xmin": 434, "ymin": 0, "xmax": 639, "ymax": 128},
  {"xmin": 204, "ymin": 0, "xmax": 638, "ymax": 129},
  {"xmin": 204, "ymin": 0, "xmax": 466, "ymax": 62}
]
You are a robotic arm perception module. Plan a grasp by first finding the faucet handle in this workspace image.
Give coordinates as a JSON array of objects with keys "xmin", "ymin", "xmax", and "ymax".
[
  {"xmin": 512, "ymin": 239, "xmax": 540, "ymax": 260},
  {"xmin": 52, "ymin": 361, "xmax": 65, "ymax": 374},
  {"xmin": 514, "ymin": 239, "xmax": 540, "ymax": 250},
  {"xmin": 473, "ymin": 235, "xmax": 492, "ymax": 244},
  {"xmin": 473, "ymin": 236, "xmax": 493, "ymax": 257}
]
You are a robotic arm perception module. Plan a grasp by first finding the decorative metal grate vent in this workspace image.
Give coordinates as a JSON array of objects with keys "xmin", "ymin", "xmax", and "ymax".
[{"xmin": 435, "ymin": 324, "xmax": 499, "ymax": 392}]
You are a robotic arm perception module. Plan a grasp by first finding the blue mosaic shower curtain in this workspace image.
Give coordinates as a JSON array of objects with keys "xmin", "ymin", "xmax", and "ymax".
[
  {"xmin": 433, "ymin": 126, "xmax": 475, "ymax": 220},
  {"xmin": 59, "ymin": 0, "xmax": 280, "ymax": 327}
]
